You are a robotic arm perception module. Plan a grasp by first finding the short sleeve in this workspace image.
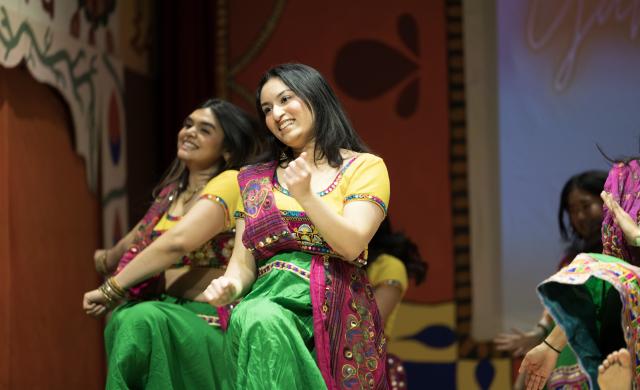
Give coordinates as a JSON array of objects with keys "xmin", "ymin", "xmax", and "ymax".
[
  {"xmin": 234, "ymin": 192, "xmax": 246, "ymax": 219},
  {"xmin": 343, "ymin": 154, "xmax": 390, "ymax": 215},
  {"xmin": 367, "ymin": 254, "xmax": 409, "ymax": 295},
  {"xmin": 198, "ymin": 170, "xmax": 240, "ymax": 228}
]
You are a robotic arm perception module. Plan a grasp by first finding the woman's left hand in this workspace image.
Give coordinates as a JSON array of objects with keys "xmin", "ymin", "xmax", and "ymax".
[
  {"xmin": 601, "ymin": 191, "xmax": 640, "ymax": 245},
  {"xmin": 282, "ymin": 152, "xmax": 313, "ymax": 200},
  {"xmin": 494, "ymin": 327, "xmax": 545, "ymax": 357},
  {"xmin": 82, "ymin": 289, "xmax": 109, "ymax": 317}
]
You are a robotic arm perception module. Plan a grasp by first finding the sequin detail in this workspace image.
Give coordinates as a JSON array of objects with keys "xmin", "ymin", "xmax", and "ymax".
[
  {"xmin": 257, "ymin": 260, "xmax": 311, "ymax": 281},
  {"xmin": 344, "ymin": 193, "xmax": 387, "ymax": 215},
  {"xmin": 272, "ymin": 157, "xmax": 358, "ymax": 197},
  {"xmin": 196, "ymin": 314, "xmax": 221, "ymax": 327},
  {"xmin": 199, "ymin": 193, "xmax": 231, "ymax": 227}
]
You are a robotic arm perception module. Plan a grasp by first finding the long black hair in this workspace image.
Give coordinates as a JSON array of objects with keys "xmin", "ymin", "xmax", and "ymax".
[
  {"xmin": 558, "ymin": 170, "xmax": 607, "ymax": 258},
  {"xmin": 367, "ymin": 218, "xmax": 428, "ymax": 285},
  {"xmin": 254, "ymin": 63, "xmax": 368, "ymax": 167},
  {"xmin": 153, "ymin": 98, "xmax": 260, "ymax": 197}
]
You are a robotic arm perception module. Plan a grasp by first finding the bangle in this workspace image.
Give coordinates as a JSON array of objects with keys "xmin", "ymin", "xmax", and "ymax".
[
  {"xmin": 536, "ymin": 322, "xmax": 550, "ymax": 337},
  {"xmin": 98, "ymin": 277, "xmax": 128, "ymax": 308},
  {"xmin": 98, "ymin": 284, "xmax": 116, "ymax": 307},
  {"xmin": 543, "ymin": 339, "xmax": 562, "ymax": 354},
  {"xmin": 106, "ymin": 277, "xmax": 127, "ymax": 298},
  {"xmin": 96, "ymin": 250, "xmax": 108, "ymax": 275},
  {"xmin": 634, "ymin": 236, "xmax": 640, "ymax": 247}
]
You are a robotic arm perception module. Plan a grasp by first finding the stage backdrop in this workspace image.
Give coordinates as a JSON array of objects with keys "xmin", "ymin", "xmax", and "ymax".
[
  {"xmin": 0, "ymin": 0, "xmax": 128, "ymax": 248},
  {"xmin": 219, "ymin": 1, "xmax": 459, "ymax": 387},
  {"xmin": 224, "ymin": 0, "xmax": 451, "ymax": 302},
  {"xmin": 498, "ymin": 0, "xmax": 640, "ymax": 331}
]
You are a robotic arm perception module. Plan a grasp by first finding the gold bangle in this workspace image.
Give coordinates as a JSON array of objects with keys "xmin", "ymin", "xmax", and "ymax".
[
  {"xmin": 107, "ymin": 277, "xmax": 127, "ymax": 298},
  {"xmin": 98, "ymin": 284, "xmax": 115, "ymax": 306},
  {"xmin": 102, "ymin": 249, "xmax": 109, "ymax": 272},
  {"xmin": 96, "ymin": 250, "xmax": 108, "ymax": 275}
]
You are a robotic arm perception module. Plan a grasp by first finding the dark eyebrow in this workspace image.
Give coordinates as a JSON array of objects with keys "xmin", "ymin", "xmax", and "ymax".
[{"xmin": 261, "ymin": 89, "xmax": 293, "ymax": 107}]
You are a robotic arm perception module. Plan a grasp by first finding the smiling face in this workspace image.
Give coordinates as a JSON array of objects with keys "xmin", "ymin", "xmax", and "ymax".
[
  {"xmin": 259, "ymin": 77, "xmax": 315, "ymax": 151},
  {"xmin": 176, "ymin": 107, "xmax": 226, "ymax": 170},
  {"xmin": 567, "ymin": 187, "xmax": 603, "ymax": 240}
]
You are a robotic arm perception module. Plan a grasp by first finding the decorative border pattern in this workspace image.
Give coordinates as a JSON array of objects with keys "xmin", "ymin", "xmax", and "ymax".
[
  {"xmin": 0, "ymin": 2, "xmax": 128, "ymax": 247},
  {"xmin": 257, "ymin": 259, "xmax": 311, "ymax": 281}
]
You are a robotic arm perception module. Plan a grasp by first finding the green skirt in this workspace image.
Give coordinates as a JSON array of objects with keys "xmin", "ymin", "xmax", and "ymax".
[
  {"xmin": 224, "ymin": 251, "xmax": 327, "ymax": 389},
  {"xmin": 105, "ymin": 295, "xmax": 226, "ymax": 389}
]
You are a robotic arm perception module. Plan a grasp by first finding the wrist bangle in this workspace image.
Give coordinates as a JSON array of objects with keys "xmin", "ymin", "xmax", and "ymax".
[
  {"xmin": 536, "ymin": 322, "xmax": 550, "ymax": 337},
  {"xmin": 633, "ymin": 236, "xmax": 640, "ymax": 247},
  {"xmin": 543, "ymin": 339, "xmax": 561, "ymax": 354},
  {"xmin": 96, "ymin": 250, "xmax": 108, "ymax": 275},
  {"xmin": 106, "ymin": 277, "xmax": 127, "ymax": 298}
]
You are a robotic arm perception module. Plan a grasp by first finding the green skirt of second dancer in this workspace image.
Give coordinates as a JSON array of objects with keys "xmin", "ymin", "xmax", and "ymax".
[{"xmin": 104, "ymin": 295, "xmax": 227, "ymax": 389}]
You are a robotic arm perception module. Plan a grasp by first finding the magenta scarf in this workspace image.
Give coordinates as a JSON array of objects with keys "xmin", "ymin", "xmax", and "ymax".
[
  {"xmin": 602, "ymin": 160, "xmax": 640, "ymax": 265},
  {"xmin": 238, "ymin": 163, "xmax": 389, "ymax": 390}
]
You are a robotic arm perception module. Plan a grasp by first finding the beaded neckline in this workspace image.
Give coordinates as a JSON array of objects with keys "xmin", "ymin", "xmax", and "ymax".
[
  {"xmin": 272, "ymin": 156, "xmax": 359, "ymax": 197},
  {"xmin": 165, "ymin": 213, "xmax": 182, "ymax": 221}
]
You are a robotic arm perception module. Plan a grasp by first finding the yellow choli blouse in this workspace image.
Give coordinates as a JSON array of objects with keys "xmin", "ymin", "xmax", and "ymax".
[
  {"xmin": 153, "ymin": 169, "xmax": 239, "ymax": 268},
  {"xmin": 367, "ymin": 254, "xmax": 409, "ymax": 337},
  {"xmin": 234, "ymin": 153, "xmax": 391, "ymax": 261}
]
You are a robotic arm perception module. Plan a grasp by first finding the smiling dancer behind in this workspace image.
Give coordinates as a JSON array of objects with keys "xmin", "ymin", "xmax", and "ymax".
[{"xmin": 82, "ymin": 98, "xmax": 259, "ymax": 389}]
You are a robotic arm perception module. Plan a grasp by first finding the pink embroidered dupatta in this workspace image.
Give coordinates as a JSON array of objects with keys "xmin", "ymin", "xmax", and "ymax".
[
  {"xmin": 602, "ymin": 159, "xmax": 640, "ymax": 265},
  {"xmin": 238, "ymin": 162, "xmax": 389, "ymax": 390},
  {"xmin": 115, "ymin": 184, "xmax": 176, "ymax": 299}
]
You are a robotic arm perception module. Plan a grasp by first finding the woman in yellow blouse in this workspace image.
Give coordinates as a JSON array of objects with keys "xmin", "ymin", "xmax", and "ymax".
[
  {"xmin": 81, "ymin": 98, "xmax": 259, "ymax": 389},
  {"xmin": 367, "ymin": 217, "xmax": 427, "ymax": 389},
  {"xmin": 203, "ymin": 63, "xmax": 391, "ymax": 389},
  {"xmin": 367, "ymin": 217, "xmax": 427, "ymax": 337}
]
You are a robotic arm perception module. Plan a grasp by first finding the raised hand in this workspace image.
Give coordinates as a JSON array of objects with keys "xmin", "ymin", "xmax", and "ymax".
[
  {"xmin": 203, "ymin": 276, "xmax": 239, "ymax": 307},
  {"xmin": 601, "ymin": 191, "xmax": 640, "ymax": 246},
  {"xmin": 519, "ymin": 342, "xmax": 559, "ymax": 390},
  {"xmin": 281, "ymin": 152, "xmax": 313, "ymax": 200}
]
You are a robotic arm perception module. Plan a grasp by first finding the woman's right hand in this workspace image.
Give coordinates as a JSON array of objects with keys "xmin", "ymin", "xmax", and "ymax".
[
  {"xmin": 601, "ymin": 191, "xmax": 640, "ymax": 245},
  {"xmin": 203, "ymin": 276, "xmax": 239, "ymax": 307},
  {"xmin": 519, "ymin": 342, "xmax": 560, "ymax": 390},
  {"xmin": 82, "ymin": 289, "xmax": 109, "ymax": 317}
]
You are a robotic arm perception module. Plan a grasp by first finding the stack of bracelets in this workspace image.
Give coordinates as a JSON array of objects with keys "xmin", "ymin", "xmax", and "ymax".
[{"xmin": 99, "ymin": 277, "xmax": 127, "ymax": 308}]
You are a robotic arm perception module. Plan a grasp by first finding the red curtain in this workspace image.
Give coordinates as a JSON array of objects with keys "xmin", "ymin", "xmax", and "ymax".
[{"xmin": 0, "ymin": 65, "xmax": 105, "ymax": 389}]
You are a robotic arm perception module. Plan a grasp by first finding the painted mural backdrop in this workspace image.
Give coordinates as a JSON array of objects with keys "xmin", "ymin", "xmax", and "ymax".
[
  {"xmin": 499, "ymin": 0, "xmax": 640, "ymax": 332},
  {"xmin": 0, "ymin": 0, "xmax": 127, "ymax": 247},
  {"xmin": 217, "ymin": 1, "xmax": 512, "ymax": 388}
]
